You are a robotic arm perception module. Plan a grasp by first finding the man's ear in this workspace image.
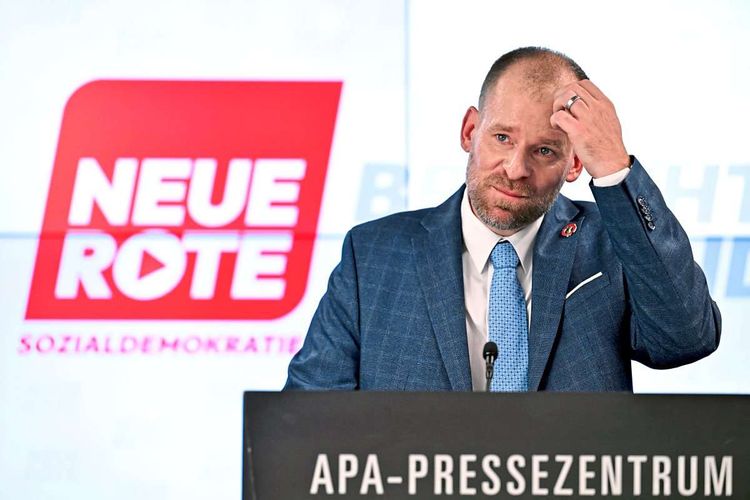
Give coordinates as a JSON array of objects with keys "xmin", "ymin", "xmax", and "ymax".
[
  {"xmin": 565, "ymin": 155, "xmax": 584, "ymax": 182},
  {"xmin": 460, "ymin": 106, "xmax": 478, "ymax": 152}
]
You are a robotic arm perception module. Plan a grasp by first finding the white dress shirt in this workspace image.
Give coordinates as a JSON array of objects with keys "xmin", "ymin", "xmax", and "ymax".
[{"xmin": 461, "ymin": 168, "xmax": 630, "ymax": 390}]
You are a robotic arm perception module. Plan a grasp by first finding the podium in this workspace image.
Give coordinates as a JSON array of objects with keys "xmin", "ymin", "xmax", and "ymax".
[{"xmin": 243, "ymin": 392, "xmax": 748, "ymax": 499}]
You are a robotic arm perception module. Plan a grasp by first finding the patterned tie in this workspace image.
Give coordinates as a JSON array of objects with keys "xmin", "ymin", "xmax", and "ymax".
[{"xmin": 488, "ymin": 241, "xmax": 529, "ymax": 392}]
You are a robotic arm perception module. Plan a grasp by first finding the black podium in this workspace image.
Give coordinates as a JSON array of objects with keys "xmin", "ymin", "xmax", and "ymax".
[{"xmin": 243, "ymin": 392, "xmax": 748, "ymax": 499}]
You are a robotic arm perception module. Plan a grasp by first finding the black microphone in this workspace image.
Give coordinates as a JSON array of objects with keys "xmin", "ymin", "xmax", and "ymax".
[{"xmin": 483, "ymin": 341, "xmax": 498, "ymax": 392}]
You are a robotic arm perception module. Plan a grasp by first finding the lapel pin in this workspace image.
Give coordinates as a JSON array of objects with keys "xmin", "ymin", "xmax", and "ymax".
[{"xmin": 560, "ymin": 222, "xmax": 577, "ymax": 238}]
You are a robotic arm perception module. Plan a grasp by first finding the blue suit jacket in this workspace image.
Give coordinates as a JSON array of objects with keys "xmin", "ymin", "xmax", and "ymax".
[{"xmin": 285, "ymin": 159, "xmax": 721, "ymax": 391}]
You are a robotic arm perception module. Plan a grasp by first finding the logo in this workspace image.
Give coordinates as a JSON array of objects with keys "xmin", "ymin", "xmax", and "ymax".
[
  {"xmin": 26, "ymin": 80, "xmax": 341, "ymax": 319},
  {"xmin": 560, "ymin": 222, "xmax": 577, "ymax": 238}
]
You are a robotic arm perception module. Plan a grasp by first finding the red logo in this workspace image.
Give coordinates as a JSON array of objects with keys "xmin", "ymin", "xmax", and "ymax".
[
  {"xmin": 26, "ymin": 80, "xmax": 341, "ymax": 319},
  {"xmin": 560, "ymin": 222, "xmax": 577, "ymax": 238}
]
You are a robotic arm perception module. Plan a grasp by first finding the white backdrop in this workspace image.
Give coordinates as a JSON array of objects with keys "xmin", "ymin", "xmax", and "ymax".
[{"xmin": 0, "ymin": 1, "xmax": 748, "ymax": 499}]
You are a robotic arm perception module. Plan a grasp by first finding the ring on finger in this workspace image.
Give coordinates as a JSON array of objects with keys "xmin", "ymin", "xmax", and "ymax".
[{"xmin": 565, "ymin": 94, "xmax": 583, "ymax": 112}]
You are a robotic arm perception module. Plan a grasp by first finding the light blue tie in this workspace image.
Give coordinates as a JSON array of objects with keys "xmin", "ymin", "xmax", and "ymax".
[{"xmin": 489, "ymin": 241, "xmax": 529, "ymax": 392}]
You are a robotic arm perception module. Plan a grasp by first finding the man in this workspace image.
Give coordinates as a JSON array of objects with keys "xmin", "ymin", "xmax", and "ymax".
[{"xmin": 285, "ymin": 47, "xmax": 721, "ymax": 391}]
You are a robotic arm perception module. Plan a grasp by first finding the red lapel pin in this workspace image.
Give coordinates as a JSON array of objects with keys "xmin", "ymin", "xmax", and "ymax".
[{"xmin": 560, "ymin": 222, "xmax": 577, "ymax": 238}]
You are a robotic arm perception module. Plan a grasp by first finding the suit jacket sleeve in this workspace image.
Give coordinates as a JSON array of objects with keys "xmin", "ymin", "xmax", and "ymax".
[
  {"xmin": 590, "ymin": 157, "xmax": 721, "ymax": 368},
  {"xmin": 284, "ymin": 231, "xmax": 360, "ymax": 389}
]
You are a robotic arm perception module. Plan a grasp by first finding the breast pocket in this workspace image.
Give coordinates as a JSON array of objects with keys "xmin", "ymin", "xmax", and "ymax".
[{"xmin": 565, "ymin": 272, "xmax": 610, "ymax": 303}]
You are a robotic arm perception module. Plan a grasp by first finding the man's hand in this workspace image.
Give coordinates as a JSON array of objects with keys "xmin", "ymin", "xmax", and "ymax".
[{"xmin": 550, "ymin": 80, "xmax": 630, "ymax": 178}]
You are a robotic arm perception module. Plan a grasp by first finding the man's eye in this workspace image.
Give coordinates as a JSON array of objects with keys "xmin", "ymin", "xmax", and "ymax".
[
  {"xmin": 539, "ymin": 147, "xmax": 554, "ymax": 156},
  {"xmin": 495, "ymin": 134, "xmax": 509, "ymax": 143}
]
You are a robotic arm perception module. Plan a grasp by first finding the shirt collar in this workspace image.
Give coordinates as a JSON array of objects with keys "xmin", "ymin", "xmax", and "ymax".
[{"xmin": 460, "ymin": 188, "xmax": 543, "ymax": 274}]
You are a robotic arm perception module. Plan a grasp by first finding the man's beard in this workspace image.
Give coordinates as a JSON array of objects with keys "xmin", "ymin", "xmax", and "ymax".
[{"xmin": 466, "ymin": 167, "xmax": 565, "ymax": 233}]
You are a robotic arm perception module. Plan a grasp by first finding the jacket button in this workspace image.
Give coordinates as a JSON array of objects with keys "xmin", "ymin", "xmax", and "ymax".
[
  {"xmin": 643, "ymin": 213, "xmax": 653, "ymax": 222},
  {"xmin": 637, "ymin": 196, "xmax": 648, "ymax": 208},
  {"xmin": 647, "ymin": 221, "xmax": 656, "ymax": 231}
]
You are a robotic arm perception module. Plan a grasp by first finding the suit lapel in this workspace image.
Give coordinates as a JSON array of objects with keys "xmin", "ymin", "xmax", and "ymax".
[
  {"xmin": 412, "ymin": 188, "xmax": 472, "ymax": 391},
  {"xmin": 528, "ymin": 195, "xmax": 582, "ymax": 391}
]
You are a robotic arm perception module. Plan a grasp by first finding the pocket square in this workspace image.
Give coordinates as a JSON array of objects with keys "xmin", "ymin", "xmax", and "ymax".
[{"xmin": 565, "ymin": 272, "xmax": 604, "ymax": 300}]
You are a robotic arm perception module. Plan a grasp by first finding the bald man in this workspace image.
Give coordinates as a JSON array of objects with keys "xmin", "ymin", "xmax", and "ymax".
[{"xmin": 285, "ymin": 47, "xmax": 721, "ymax": 392}]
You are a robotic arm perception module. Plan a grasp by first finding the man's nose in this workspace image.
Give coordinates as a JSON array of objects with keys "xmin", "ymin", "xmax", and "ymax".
[{"xmin": 504, "ymin": 149, "xmax": 532, "ymax": 180}]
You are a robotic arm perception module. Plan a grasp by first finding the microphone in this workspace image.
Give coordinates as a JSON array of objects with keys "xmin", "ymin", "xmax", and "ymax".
[{"xmin": 483, "ymin": 341, "xmax": 498, "ymax": 392}]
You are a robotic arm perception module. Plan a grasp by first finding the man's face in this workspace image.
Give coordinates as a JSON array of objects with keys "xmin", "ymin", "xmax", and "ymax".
[{"xmin": 461, "ymin": 67, "xmax": 582, "ymax": 235}]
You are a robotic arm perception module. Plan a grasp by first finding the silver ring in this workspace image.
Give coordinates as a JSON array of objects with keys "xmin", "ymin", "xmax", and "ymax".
[{"xmin": 565, "ymin": 94, "xmax": 582, "ymax": 112}]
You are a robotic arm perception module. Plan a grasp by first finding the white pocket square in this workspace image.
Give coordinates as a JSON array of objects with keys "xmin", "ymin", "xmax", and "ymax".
[{"xmin": 565, "ymin": 272, "xmax": 604, "ymax": 300}]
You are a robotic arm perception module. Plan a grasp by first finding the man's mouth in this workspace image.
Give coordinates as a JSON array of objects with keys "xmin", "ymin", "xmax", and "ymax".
[{"xmin": 493, "ymin": 185, "xmax": 528, "ymax": 199}]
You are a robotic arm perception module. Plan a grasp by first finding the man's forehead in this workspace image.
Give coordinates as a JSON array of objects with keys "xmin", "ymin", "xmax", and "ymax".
[{"xmin": 480, "ymin": 92, "xmax": 556, "ymax": 133}]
